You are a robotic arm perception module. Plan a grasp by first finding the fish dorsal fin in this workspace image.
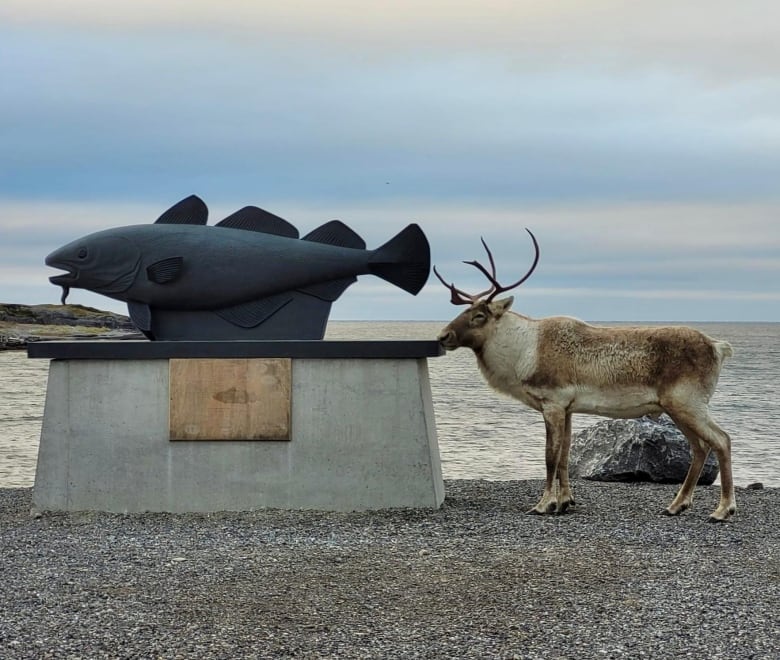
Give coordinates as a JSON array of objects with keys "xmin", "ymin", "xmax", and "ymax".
[
  {"xmin": 303, "ymin": 220, "xmax": 365, "ymax": 249},
  {"xmin": 216, "ymin": 206, "xmax": 299, "ymax": 238},
  {"xmin": 154, "ymin": 195, "xmax": 208, "ymax": 225},
  {"xmin": 147, "ymin": 256, "xmax": 183, "ymax": 284},
  {"xmin": 215, "ymin": 294, "xmax": 293, "ymax": 328},
  {"xmin": 298, "ymin": 277, "xmax": 356, "ymax": 302}
]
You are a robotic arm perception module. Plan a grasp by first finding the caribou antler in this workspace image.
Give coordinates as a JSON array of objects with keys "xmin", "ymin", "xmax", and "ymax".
[
  {"xmin": 434, "ymin": 228, "xmax": 540, "ymax": 305},
  {"xmin": 433, "ymin": 240, "xmax": 496, "ymax": 305},
  {"xmin": 432, "ymin": 265, "xmax": 477, "ymax": 305}
]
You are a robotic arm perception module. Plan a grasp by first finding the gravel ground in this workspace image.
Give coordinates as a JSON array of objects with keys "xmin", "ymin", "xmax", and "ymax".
[{"xmin": 1, "ymin": 480, "xmax": 778, "ymax": 659}]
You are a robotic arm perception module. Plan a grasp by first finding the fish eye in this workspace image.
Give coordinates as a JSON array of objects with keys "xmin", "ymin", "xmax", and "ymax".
[{"xmin": 77, "ymin": 247, "xmax": 88, "ymax": 259}]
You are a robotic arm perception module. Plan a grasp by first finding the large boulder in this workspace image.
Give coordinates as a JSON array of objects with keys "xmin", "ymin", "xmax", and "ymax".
[{"xmin": 569, "ymin": 415, "xmax": 719, "ymax": 485}]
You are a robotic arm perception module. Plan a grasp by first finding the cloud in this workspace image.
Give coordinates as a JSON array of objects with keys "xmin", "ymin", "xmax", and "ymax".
[
  {"xmin": 1, "ymin": 1, "xmax": 776, "ymax": 78},
  {"xmin": 3, "ymin": 197, "xmax": 778, "ymax": 321},
  {"xmin": 2, "ymin": 5, "xmax": 778, "ymax": 206},
  {"xmin": 1, "ymin": 2, "xmax": 778, "ymax": 321}
]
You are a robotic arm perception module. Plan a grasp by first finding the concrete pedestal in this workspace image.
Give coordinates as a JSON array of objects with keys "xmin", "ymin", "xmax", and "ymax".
[{"xmin": 28, "ymin": 341, "xmax": 444, "ymax": 513}]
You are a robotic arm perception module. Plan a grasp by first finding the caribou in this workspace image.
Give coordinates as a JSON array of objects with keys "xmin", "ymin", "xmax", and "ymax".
[{"xmin": 435, "ymin": 231, "xmax": 736, "ymax": 521}]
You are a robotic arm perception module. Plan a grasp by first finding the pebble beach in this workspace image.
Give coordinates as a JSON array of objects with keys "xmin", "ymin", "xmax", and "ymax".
[{"xmin": 1, "ymin": 480, "xmax": 778, "ymax": 659}]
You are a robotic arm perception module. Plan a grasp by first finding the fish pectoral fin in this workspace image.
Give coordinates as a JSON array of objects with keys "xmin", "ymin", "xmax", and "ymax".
[
  {"xmin": 303, "ymin": 220, "xmax": 365, "ymax": 249},
  {"xmin": 216, "ymin": 206, "xmax": 300, "ymax": 238},
  {"xmin": 154, "ymin": 195, "xmax": 208, "ymax": 225},
  {"xmin": 215, "ymin": 294, "xmax": 293, "ymax": 328},
  {"xmin": 127, "ymin": 301, "xmax": 152, "ymax": 332},
  {"xmin": 146, "ymin": 257, "xmax": 184, "ymax": 284},
  {"xmin": 298, "ymin": 277, "xmax": 357, "ymax": 302}
]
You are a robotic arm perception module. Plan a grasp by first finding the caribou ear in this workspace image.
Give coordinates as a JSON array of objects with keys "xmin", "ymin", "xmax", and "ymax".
[{"xmin": 490, "ymin": 296, "xmax": 514, "ymax": 317}]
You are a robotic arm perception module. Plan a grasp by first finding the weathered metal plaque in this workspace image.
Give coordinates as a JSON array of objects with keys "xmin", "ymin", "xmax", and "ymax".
[{"xmin": 169, "ymin": 358, "xmax": 291, "ymax": 441}]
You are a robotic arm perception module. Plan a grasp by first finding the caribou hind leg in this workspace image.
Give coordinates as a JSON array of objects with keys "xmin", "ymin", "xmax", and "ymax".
[
  {"xmin": 663, "ymin": 398, "xmax": 736, "ymax": 522},
  {"xmin": 701, "ymin": 418, "xmax": 736, "ymax": 522},
  {"xmin": 663, "ymin": 424, "xmax": 710, "ymax": 516}
]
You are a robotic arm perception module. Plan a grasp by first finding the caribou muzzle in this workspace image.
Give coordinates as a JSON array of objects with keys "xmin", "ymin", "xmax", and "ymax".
[{"xmin": 437, "ymin": 327, "xmax": 459, "ymax": 350}]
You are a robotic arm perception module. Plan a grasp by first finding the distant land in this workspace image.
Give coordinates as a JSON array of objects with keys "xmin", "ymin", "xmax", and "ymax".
[{"xmin": 0, "ymin": 303, "xmax": 139, "ymax": 349}]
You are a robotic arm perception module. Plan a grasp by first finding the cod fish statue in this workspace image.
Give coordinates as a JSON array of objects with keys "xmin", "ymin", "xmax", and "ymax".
[{"xmin": 46, "ymin": 195, "xmax": 431, "ymax": 340}]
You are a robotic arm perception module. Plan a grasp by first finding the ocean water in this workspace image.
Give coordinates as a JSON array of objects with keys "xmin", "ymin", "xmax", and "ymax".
[{"xmin": 0, "ymin": 321, "xmax": 777, "ymax": 488}]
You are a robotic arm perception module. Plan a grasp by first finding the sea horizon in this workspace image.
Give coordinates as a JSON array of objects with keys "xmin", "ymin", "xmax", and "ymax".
[{"xmin": 2, "ymin": 319, "xmax": 777, "ymax": 489}]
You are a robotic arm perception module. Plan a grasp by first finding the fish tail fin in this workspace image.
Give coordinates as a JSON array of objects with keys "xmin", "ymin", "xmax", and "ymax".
[{"xmin": 368, "ymin": 224, "xmax": 430, "ymax": 295}]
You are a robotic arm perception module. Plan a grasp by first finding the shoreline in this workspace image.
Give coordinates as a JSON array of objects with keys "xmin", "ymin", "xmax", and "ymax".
[
  {"xmin": 2, "ymin": 479, "xmax": 778, "ymax": 658},
  {"xmin": 0, "ymin": 303, "xmax": 138, "ymax": 350}
]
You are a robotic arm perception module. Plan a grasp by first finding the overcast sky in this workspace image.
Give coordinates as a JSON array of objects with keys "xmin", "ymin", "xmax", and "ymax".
[{"xmin": 1, "ymin": 1, "xmax": 778, "ymax": 322}]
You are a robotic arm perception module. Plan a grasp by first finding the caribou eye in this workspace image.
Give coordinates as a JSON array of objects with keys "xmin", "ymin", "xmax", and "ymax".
[
  {"xmin": 77, "ymin": 247, "xmax": 88, "ymax": 259},
  {"xmin": 471, "ymin": 311, "xmax": 487, "ymax": 325}
]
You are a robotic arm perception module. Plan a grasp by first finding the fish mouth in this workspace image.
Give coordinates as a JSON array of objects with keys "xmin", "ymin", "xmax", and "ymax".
[
  {"xmin": 45, "ymin": 258, "xmax": 78, "ymax": 304},
  {"xmin": 48, "ymin": 267, "xmax": 78, "ymax": 286},
  {"xmin": 45, "ymin": 251, "xmax": 79, "ymax": 285}
]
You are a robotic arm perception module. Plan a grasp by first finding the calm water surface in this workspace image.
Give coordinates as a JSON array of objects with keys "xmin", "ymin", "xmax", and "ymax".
[{"xmin": 0, "ymin": 321, "xmax": 777, "ymax": 488}]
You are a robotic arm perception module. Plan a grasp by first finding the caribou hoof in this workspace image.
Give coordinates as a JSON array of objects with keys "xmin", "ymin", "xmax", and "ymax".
[
  {"xmin": 708, "ymin": 505, "xmax": 736, "ymax": 523},
  {"xmin": 663, "ymin": 502, "xmax": 690, "ymax": 516},
  {"xmin": 557, "ymin": 500, "xmax": 575, "ymax": 515},
  {"xmin": 707, "ymin": 515, "xmax": 731, "ymax": 523},
  {"xmin": 526, "ymin": 501, "xmax": 557, "ymax": 515}
]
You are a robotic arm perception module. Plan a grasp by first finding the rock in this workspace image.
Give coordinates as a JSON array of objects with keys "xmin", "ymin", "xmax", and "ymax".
[
  {"xmin": 0, "ymin": 303, "xmax": 139, "ymax": 350},
  {"xmin": 746, "ymin": 482, "xmax": 764, "ymax": 490},
  {"xmin": 0, "ymin": 303, "xmax": 135, "ymax": 329},
  {"xmin": 569, "ymin": 415, "xmax": 719, "ymax": 485}
]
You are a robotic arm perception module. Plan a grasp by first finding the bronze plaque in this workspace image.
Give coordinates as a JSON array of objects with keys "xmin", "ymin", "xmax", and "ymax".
[{"xmin": 169, "ymin": 358, "xmax": 291, "ymax": 441}]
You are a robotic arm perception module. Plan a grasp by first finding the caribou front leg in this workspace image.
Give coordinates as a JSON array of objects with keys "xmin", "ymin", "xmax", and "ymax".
[
  {"xmin": 529, "ymin": 406, "xmax": 567, "ymax": 515},
  {"xmin": 556, "ymin": 411, "xmax": 575, "ymax": 513}
]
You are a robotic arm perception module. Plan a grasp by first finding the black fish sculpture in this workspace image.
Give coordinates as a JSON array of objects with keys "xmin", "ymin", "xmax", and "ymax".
[{"xmin": 46, "ymin": 195, "xmax": 431, "ymax": 340}]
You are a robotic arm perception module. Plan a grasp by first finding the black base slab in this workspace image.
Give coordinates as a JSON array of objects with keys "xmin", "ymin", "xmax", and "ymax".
[{"xmin": 27, "ymin": 340, "xmax": 444, "ymax": 360}]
